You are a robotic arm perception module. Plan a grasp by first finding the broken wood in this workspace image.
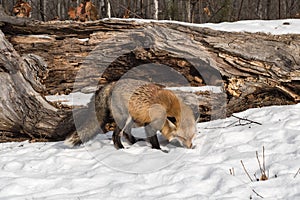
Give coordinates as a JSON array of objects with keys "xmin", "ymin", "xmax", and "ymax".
[{"xmin": 0, "ymin": 30, "xmax": 75, "ymax": 142}]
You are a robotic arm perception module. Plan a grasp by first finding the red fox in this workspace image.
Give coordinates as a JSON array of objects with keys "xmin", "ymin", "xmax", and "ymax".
[
  {"xmin": 65, "ymin": 79, "xmax": 197, "ymax": 150},
  {"xmin": 12, "ymin": 0, "xmax": 32, "ymax": 18}
]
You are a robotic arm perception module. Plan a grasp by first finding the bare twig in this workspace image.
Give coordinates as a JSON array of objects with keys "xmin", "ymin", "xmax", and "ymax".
[
  {"xmin": 229, "ymin": 168, "xmax": 235, "ymax": 176},
  {"xmin": 232, "ymin": 115, "xmax": 262, "ymax": 126},
  {"xmin": 237, "ymin": 0, "xmax": 244, "ymax": 21},
  {"xmin": 257, "ymin": 147, "xmax": 268, "ymax": 181},
  {"xmin": 207, "ymin": 3, "xmax": 226, "ymax": 23},
  {"xmin": 204, "ymin": 115, "xmax": 261, "ymax": 130},
  {"xmin": 256, "ymin": 151, "xmax": 264, "ymax": 176},
  {"xmin": 203, "ymin": 120, "xmax": 238, "ymax": 129},
  {"xmin": 256, "ymin": 148, "xmax": 269, "ymax": 181},
  {"xmin": 294, "ymin": 168, "xmax": 300, "ymax": 178},
  {"xmin": 28, "ymin": 0, "xmax": 47, "ymax": 21},
  {"xmin": 252, "ymin": 189, "xmax": 264, "ymax": 199},
  {"xmin": 119, "ymin": 4, "xmax": 143, "ymax": 19},
  {"xmin": 241, "ymin": 160, "xmax": 253, "ymax": 182},
  {"xmin": 263, "ymin": 146, "xmax": 266, "ymax": 173}
]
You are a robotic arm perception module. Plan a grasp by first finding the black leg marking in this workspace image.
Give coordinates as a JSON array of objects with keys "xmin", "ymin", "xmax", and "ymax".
[
  {"xmin": 145, "ymin": 125, "xmax": 161, "ymax": 150},
  {"xmin": 112, "ymin": 126, "xmax": 124, "ymax": 149},
  {"xmin": 149, "ymin": 134, "xmax": 161, "ymax": 150},
  {"xmin": 124, "ymin": 132, "xmax": 136, "ymax": 144}
]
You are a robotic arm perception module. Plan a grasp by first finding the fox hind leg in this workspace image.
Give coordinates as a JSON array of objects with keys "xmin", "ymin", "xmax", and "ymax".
[
  {"xmin": 112, "ymin": 127, "xmax": 136, "ymax": 149},
  {"xmin": 112, "ymin": 126, "xmax": 124, "ymax": 149}
]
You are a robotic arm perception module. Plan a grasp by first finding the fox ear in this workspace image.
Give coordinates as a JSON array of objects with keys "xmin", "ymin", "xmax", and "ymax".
[
  {"xmin": 166, "ymin": 118, "xmax": 176, "ymax": 129},
  {"xmin": 167, "ymin": 116, "xmax": 176, "ymax": 124}
]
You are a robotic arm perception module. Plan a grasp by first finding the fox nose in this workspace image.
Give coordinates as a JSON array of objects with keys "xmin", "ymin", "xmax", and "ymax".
[
  {"xmin": 185, "ymin": 142, "xmax": 193, "ymax": 149},
  {"xmin": 181, "ymin": 140, "xmax": 192, "ymax": 149},
  {"xmin": 170, "ymin": 138, "xmax": 194, "ymax": 149}
]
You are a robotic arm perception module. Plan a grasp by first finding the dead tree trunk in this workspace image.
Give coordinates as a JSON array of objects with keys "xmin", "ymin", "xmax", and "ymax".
[
  {"xmin": 0, "ymin": 7, "xmax": 299, "ymax": 142},
  {"xmin": 0, "ymin": 31, "xmax": 75, "ymax": 142}
]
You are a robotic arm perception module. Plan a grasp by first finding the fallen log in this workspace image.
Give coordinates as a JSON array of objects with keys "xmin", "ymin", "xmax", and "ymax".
[{"xmin": 0, "ymin": 7, "xmax": 299, "ymax": 142}]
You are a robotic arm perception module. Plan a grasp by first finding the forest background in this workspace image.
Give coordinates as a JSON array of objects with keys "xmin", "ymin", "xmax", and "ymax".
[{"xmin": 1, "ymin": 0, "xmax": 300, "ymax": 23}]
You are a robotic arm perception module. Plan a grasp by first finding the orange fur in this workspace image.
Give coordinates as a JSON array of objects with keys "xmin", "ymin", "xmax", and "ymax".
[
  {"xmin": 68, "ymin": 7, "xmax": 77, "ymax": 20},
  {"xmin": 127, "ymin": 83, "xmax": 195, "ymax": 148},
  {"xmin": 123, "ymin": 8, "xmax": 130, "ymax": 18},
  {"xmin": 65, "ymin": 80, "xmax": 197, "ymax": 149},
  {"xmin": 203, "ymin": 6, "xmax": 211, "ymax": 17},
  {"xmin": 68, "ymin": 1, "xmax": 98, "ymax": 22},
  {"xmin": 13, "ymin": 1, "xmax": 31, "ymax": 18},
  {"xmin": 85, "ymin": 1, "xmax": 98, "ymax": 21},
  {"xmin": 77, "ymin": 3, "xmax": 87, "ymax": 21}
]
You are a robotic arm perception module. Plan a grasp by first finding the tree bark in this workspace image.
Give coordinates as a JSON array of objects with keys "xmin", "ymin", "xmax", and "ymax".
[
  {"xmin": 0, "ymin": 7, "xmax": 299, "ymax": 142},
  {"xmin": 0, "ymin": 31, "xmax": 75, "ymax": 142}
]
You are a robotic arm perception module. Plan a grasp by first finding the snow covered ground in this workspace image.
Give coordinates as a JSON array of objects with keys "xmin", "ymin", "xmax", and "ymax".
[
  {"xmin": 1, "ymin": 103, "xmax": 299, "ymax": 199},
  {"xmin": 1, "ymin": 19, "xmax": 300, "ymax": 199}
]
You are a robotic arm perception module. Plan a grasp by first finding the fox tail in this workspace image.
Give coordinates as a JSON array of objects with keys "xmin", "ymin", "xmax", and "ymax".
[{"xmin": 64, "ymin": 83, "xmax": 114, "ymax": 146}]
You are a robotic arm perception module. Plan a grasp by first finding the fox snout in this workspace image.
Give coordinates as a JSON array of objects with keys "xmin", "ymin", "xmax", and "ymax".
[
  {"xmin": 170, "ymin": 138, "xmax": 193, "ymax": 149},
  {"xmin": 184, "ymin": 140, "xmax": 194, "ymax": 149},
  {"xmin": 169, "ymin": 136, "xmax": 194, "ymax": 149}
]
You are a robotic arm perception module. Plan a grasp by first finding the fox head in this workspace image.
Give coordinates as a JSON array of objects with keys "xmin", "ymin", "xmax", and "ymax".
[{"xmin": 161, "ymin": 101, "xmax": 197, "ymax": 149}]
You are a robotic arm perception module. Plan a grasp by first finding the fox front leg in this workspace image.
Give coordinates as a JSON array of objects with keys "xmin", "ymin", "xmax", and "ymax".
[
  {"xmin": 145, "ymin": 125, "xmax": 168, "ymax": 153},
  {"xmin": 145, "ymin": 104, "xmax": 168, "ymax": 151},
  {"xmin": 112, "ymin": 123, "xmax": 136, "ymax": 149},
  {"xmin": 123, "ymin": 132, "xmax": 136, "ymax": 144},
  {"xmin": 144, "ymin": 125, "xmax": 160, "ymax": 150},
  {"xmin": 122, "ymin": 116, "xmax": 136, "ymax": 145}
]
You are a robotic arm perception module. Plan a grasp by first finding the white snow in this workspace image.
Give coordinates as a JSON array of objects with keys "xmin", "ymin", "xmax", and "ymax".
[
  {"xmin": 1, "ymin": 19, "xmax": 300, "ymax": 199},
  {"xmin": 106, "ymin": 18, "xmax": 300, "ymax": 35},
  {"xmin": 45, "ymin": 86, "xmax": 222, "ymax": 107},
  {"xmin": 78, "ymin": 38, "xmax": 89, "ymax": 42},
  {"xmin": 1, "ymin": 103, "xmax": 299, "ymax": 199},
  {"xmin": 45, "ymin": 92, "xmax": 93, "ymax": 106},
  {"xmin": 167, "ymin": 86, "xmax": 223, "ymax": 93},
  {"xmin": 198, "ymin": 19, "xmax": 300, "ymax": 35},
  {"xmin": 29, "ymin": 35, "xmax": 53, "ymax": 39}
]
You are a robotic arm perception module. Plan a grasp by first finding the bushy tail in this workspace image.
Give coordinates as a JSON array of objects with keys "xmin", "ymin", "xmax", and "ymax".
[
  {"xmin": 64, "ymin": 83, "xmax": 115, "ymax": 147},
  {"xmin": 64, "ymin": 105, "xmax": 102, "ymax": 147}
]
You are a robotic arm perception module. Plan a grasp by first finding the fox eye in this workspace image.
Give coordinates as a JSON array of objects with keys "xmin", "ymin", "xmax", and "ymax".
[
  {"xmin": 167, "ymin": 116, "xmax": 176, "ymax": 124},
  {"xmin": 175, "ymin": 135, "xmax": 186, "ymax": 142}
]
